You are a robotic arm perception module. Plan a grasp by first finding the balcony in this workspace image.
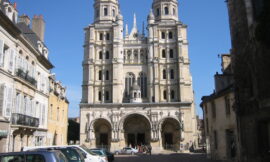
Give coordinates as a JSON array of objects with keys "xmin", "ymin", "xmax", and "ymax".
[
  {"xmin": 11, "ymin": 113, "xmax": 39, "ymax": 128},
  {"xmin": 16, "ymin": 69, "xmax": 37, "ymax": 87}
]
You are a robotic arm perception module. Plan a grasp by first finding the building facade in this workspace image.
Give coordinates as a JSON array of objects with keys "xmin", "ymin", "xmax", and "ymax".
[
  {"xmin": 227, "ymin": 0, "xmax": 270, "ymax": 161},
  {"xmin": 0, "ymin": 0, "xmax": 53, "ymax": 152},
  {"xmin": 201, "ymin": 55, "xmax": 239, "ymax": 161},
  {"xmin": 80, "ymin": 0, "xmax": 197, "ymax": 152},
  {"xmin": 47, "ymin": 74, "xmax": 68, "ymax": 146}
]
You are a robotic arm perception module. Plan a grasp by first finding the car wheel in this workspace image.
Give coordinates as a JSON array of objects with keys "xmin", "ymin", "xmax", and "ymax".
[{"xmin": 131, "ymin": 152, "xmax": 134, "ymax": 155}]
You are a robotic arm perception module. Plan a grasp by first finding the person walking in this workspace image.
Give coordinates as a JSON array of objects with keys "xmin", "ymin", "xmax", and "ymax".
[{"xmin": 148, "ymin": 145, "xmax": 152, "ymax": 155}]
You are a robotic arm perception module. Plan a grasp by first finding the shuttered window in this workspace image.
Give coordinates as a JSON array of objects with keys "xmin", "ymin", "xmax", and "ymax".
[
  {"xmin": 0, "ymin": 40, "xmax": 4, "ymax": 67},
  {"xmin": 0, "ymin": 84, "xmax": 6, "ymax": 116},
  {"xmin": 5, "ymin": 87, "xmax": 13, "ymax": 117},
  {"xmin": 8, "ymin": 49, "xmax": 15, "ymax": 73}
]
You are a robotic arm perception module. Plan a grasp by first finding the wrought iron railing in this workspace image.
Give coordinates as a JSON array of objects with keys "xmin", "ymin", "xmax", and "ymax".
[
  {"xmin": 16, "ymin": 69, "xmax": 37, "ymax": 87},
  {"xmin": 11, "ymin": 113, "xmax": 39, "ymax": 127}
]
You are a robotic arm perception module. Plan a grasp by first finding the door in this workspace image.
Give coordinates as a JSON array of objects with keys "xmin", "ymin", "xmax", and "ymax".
[
  {"xmin": 100, "ymin": 133, "xmax": 108, "ymax": 146},
  {"xmin": 164, "ymin": 133, "xmax": 173, "ymax": 149},
  {"xmin": 128, "ymin": 134, "xmax": 135, "ymax": 148}
]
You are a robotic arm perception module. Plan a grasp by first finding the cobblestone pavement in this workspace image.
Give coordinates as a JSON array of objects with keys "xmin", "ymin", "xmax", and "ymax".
[{"xmin": 114, "ymin": 153, "xmax": 226, "ymax": 162}]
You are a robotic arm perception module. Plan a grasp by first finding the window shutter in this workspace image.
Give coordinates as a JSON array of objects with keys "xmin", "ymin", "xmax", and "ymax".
[
  {"xmin": 8, "ymin": 49, "xmax": 15, "ymax": 73},
  {"xmin": 0, "ymin": 40, "xmax": 4, "ymax": 67},
  {"xmin": 0, "ymin": 84, "xmax": 6, "ymax": 116},
  {"xmin": 20, "ymin": 95, "xmax": 24, "ymax": 114},
  {"xmin": 32, "ymin": 99, "xmax": 35, "ymax": 117},
  {"xmin": 15, "ymin": 93, "xmax": 20, "ymax": 113},
  {"xmin": 5, "ymin": 87, "xmax": 12, "ymax": 117}
]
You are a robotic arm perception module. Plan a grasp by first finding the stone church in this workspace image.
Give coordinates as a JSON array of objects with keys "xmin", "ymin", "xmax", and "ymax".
[{"xmin": 80, "ymin": 0, "xmax": 197, "ymax": 152}]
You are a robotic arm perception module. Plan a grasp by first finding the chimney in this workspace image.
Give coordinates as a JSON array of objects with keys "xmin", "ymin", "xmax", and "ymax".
[
  {"xmin": 32, "ymin": 15, "xmax": 45, "ymax": 42},
  {"xmin": 18, "ymin": 14, "xmax": 31, "ymax": 26}
]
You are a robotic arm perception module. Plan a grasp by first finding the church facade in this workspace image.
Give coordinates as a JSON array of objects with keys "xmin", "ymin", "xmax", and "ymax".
[{"xmin": 80, "ymin": 0, "xmax": 197, "ymax": 152}]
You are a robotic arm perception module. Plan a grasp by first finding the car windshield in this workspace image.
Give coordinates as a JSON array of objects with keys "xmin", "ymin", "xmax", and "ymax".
[
  {"xmin": 60, "ymin": 148, "xmax": 82, "ymax": 162},
  {"xmin": 79, "ymin": 145, "xmax": 97, "ymax": 156},
  {"xmin": 90, "ymin": 150, "xmax": 105, "ymax": 156}
]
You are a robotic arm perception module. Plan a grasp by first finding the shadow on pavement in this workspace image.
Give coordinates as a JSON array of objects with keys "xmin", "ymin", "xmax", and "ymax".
[{"xmin": 115, "ymin": 153, "xmax": 225, "ymax": 162}]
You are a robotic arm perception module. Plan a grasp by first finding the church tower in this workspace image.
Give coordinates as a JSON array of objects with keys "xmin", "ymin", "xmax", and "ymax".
[
  {"xmin": 82, "ymin": 0, "xmax": 124, "ymax": 104},
  {"xmin": 81, "ymin": 0, "xmax": 197, "ymax": 152}
]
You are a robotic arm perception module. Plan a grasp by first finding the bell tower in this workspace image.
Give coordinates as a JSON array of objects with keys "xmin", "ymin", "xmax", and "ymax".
[
  {"xmin": 152, "ymin": 0, "xmax": 179, "ymax": 22},
  {"xmin": 94, "ymin": 0, "xmax": 119, "ymax": 22}
]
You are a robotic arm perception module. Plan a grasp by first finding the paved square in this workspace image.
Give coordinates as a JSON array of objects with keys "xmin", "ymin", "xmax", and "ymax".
[{"xmin": 114, "ymin": 153, "xmax": 225, "ymax": 162}]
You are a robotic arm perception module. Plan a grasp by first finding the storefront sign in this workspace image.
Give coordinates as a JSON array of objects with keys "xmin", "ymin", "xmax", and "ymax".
[{"xmin": 0, "ymin": 130, "xmax": 8, "ymax": 138}]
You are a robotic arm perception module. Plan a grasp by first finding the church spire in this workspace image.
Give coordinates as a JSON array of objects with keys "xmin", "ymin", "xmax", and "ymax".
[
  {"xmin": 125, "ymin": 24, "xmax": 129, "ymax": 36},
  {"xmin": 133, "ymin": 13, "xmax": 137, "ymax": 29}
]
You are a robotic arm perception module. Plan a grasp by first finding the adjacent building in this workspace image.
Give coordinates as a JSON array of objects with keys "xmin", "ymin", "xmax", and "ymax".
[
  {"xmin": 201, "ymin": 54, "xmax": 239, "ymax": 161},
  {"xmin": 0, "ymin": 0, "xmax": 67, "ymax": 152},
  {"xmin": 80, "ymin": 0, "xmax": 197, "ymax": 152},
  {"xmin": 47, "ymin": 74, "xmax": 68, "ymax": 146},
  {"xmin": 227, "ymin": 0, "xmax": 270, "ymax": 161}
]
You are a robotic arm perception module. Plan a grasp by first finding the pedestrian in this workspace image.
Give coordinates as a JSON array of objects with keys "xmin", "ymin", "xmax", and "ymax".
[{"xmin": 148, "ymin": 145, "xmax": 152, "ymax": 155}]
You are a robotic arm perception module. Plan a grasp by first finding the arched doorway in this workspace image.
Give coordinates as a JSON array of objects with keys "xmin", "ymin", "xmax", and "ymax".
[
  {"xmin": 123, "ymin": 114, "xmax": 151, "ymax": 148},
  {"xmin": 94, "ymin": 119, "xmax": 112, "ymax": 149},
  {"xmin": 161, "ymin": 118, "xmax": 181, "ymax": 150}
]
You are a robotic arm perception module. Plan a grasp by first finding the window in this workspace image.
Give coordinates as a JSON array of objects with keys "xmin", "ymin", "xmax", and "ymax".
[
  {"xmin": 169, "ymin": 32, "xmax": 173, "ymax": 39},
  {"xmin": 125, "ymin": 73, "xmax": 135, "ymax": 97},
  {"xmin": 99, "ymin": 33, "xmax": 103, "ymax": 40},
  {"xmin": 104, "ymin": 7, "xmax": 108, "ymax": 16},
  {"xmin": 169, "ymin": 49, "xmax": 174, "ymax": 58},
  {"xmin": 170, "ymin": 69, "xmax": 174, "ymax": 79},
  {"xmin": 173, "ymin": 8, "xmax": 176, "ymax": 15},
  {"xmin": 1, "ymin": 155, "xmax": 24, "ymax": 162},
  {"xmin": 0, "ymin": 40, "xmax": 4, "ymax": 67},
  {"xmin": 98, "ymin": 70, "xmax": 102, "ymax": 80},
  {"xmin": 106, "ymin": 33, "xmax": 110, "ymax": 40},
  {"xmin": 171, "ymin": 90, "xmax": 175, "ymax": 99},
  {"xmin": 225, "ymin": 96, "xmax": 231, "ymax": 115},
  {"xmin": 138, "ymin": 72, "xmax": 147, "ymax": 98},
  {"xmin": 162, "ymin": 49, "xmax": 166, "ymax": 58},
  {"xmin": 105, "ymin": 51, "xmax": 109, "ymax": 59},
  {"xmin": 164, "ymin": 7, "xmax": 169, "ymax": 15},
  {"xmin": 105, "ymin": 91, "xmax": 109, "ymax": 101},
  {"xmin": 112, "ymin": 9, "xmax": 115, "ymax": 17},
  {"xmin": 206, "ymin": 118, "xmax": 209, "ymax": 133},
  {"xmin": 57, "ymin": 107, "xmax": 59, "ymax": 121},
  {"xmin": 98, "ymin": 91, "xmax": 102, "ymax": 101},
  {"xmin": 161, "ymin": 32, "xmax": 165, "ymax": 39},
  {"xmin": 214, "ymin": 130, "xmax": 218, "ymax": 149},
  {"xmin": 105, "ymin": 70, "xmax": 109, "ymax": 80},
  {"xmin": 99, "ymin": 51, "xmax": 103, "ymax": 60},
  {"xmin": 163, "ymin": 90, "xmax": 167, "ymax": 100},
  {"xmin": 163, "ymin": 69, "xmax": 167, "ymax": 79},
  {"xmin": 205, "ymin": 103, "xmax": 208, "ymax": 114},
  {"xmin": 211, "ymin": 101, "xmax": 216, "ymax": 118},
  {"xmin": 96, "ymin": 9, "xmax": 100, "ymax": 17},
  {"xmin": 26, "ymin": 154, "xmax": 45, "ymax": 162},
  {"xmin": 156, "ymin": 8, "xmax": 160, "ymax": 16}
]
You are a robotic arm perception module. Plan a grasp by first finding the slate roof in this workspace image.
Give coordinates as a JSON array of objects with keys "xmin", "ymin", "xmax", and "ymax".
[{"xmin": 16, "ymin": 22, "xmax": 47, "ymax": 51}]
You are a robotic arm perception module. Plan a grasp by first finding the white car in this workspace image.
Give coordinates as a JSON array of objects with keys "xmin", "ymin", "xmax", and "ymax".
[
  {"xmin": 114, "ymin": 147, "xmax": 138, "ymax": 155},
  {"xmin": 23, "ymin": 145, "xmax": 105, "ymax": 162}
]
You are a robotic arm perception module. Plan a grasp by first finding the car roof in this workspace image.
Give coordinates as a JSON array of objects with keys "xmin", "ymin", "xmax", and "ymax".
[{"xmin": 0, "ymin": 150, "xmax": 57, "ymax": 156}]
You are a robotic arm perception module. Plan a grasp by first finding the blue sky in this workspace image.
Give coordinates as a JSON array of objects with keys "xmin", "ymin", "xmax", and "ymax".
[{"xmin": 12, "ymin": 0, "xmax": 231, "ymax": 118}]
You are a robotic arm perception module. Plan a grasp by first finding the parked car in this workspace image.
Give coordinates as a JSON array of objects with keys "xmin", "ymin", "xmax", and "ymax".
[
  {"xmin": 90, "ymin": 148, "xmax": 114, "ymax": 162},
  {"xmin": 23, "ymin": 145, "xmax": 104, "ymax": 162},
  {"xmin": 114, "ymin": 147, "xmax": 138, "ymax": 155},
  {"xmin": 69, "ymin": 145, "xmax": 105, "ymax": 162},
  {"xmin": 0, "ymin": 150, "xmax": 68, "ymax": 162},
  {"xmin": 89, "ymin": 149, "xmax": 108, "ymax": 162},
  {"xmin": 25, "ymin": 147, "xmax": 85, "ymax": 162}
]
